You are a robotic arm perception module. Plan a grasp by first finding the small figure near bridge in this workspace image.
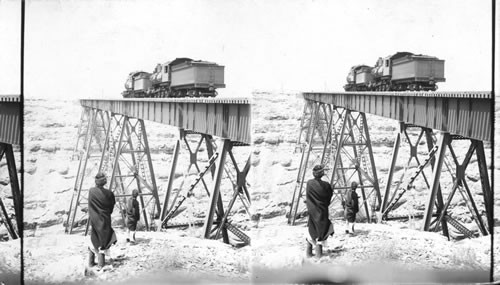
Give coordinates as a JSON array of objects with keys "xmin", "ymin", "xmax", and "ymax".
[
  {"xmin": 126, "ymin": 189, "xmax": 140, "ymax": 243},
  {"xmin": 88, "ymin": 172, "xmax": 117, "ymax": 269},
  {"xmin": 344, "ymin": 181, "xmax": 360, "ymax": 235},
  {"xmin": 305, "ymin": 165, "xmax": 334, "ymax": 258}
]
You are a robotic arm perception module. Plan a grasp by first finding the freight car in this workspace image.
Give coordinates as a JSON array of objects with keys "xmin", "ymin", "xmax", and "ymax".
[
  {"xmin": 122, "ymin": 58, "xmax": 225, "ymax": 98},
  {"xmin": 344, "ymin": 52, "xmax": 445, "ymax": 91}
]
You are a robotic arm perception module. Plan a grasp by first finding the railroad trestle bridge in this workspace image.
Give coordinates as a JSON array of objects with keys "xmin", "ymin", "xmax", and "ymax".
[
  {"xmin": 288, "ymin": 91, "xmax": 493, "ymax": 239},
  {"xmin": 66, "ymin": 98, "xmax": 252, "ymax": 245}
]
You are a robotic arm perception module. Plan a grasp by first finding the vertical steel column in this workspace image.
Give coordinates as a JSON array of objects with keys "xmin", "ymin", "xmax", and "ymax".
[
  {"xmin": 320, "ymin": 105, "xmax": 334, "ymax": 165},
  {"xmin": 0, "ymin": 142, "xmax": 18, "ymax": 239},
  {"xmin": 294, "ymin": 102, "xmax": 310, "ymax": 153},
  {"xmin": 140, "ymin": 119, "xmax": 161, "ymax": 218},
  {"xmin": 215, "ymin": 147, "xmax": 251, "ymax": 240},
  {"xmin": 461, "ymin": 178, "xmax": 487, "ymax": 235},
  {"xmin": 108, "ymin": 116, "xmax": 127, "ymax": 192},
  {"xmin": 67, "ymin": 108, "xmax": 97, "ymax": 234},
  {"xmin": 475, "ymin": 140, "xmax": 493, "ymax": 233},
  {"xmin": 208, "ymin": 136, "xmax": 229, "ymax": 243},
  {"xmin": 108, "ymin": 115, "xmax": 128, "ymax": 225},
  {"xmin": 203, "ymin": 139, "xmax": 230, "ymax": 239},
  {"xmin": 97, "ymin": 111, "xmax": 112, "ymax": 173},
  {"xmin": 361, "ymin": 113, "xmax": 381, "ymax": 207},
  {"xmin": 330, "ymin": 109, "xmax": 348, "ymax": 188},
  {"xmin": 381, "ymin": 131, "xmax": 401, "ymax": 212},
  {"xmin": 124, "ymin": 121, "xmax": 150, "ymax": 230},
  {"xmin": 288, "ymin": 102, "xmax": 320, "ymax": 225},
  {"xmin": 3, "ymin": 144, "xmax": 21, "ymax": 232},
  {"xmin": 0, "ymin": 197, "xmax": 17, "ymax": 239},
  {"xmin": 346, "ymin": 112, "xmax": 370, "ymax": 220},
  {"xmin": 444, "ymin": 140, "xmax": 487, "ymax": 236},
  {"xmin": 423, "ymin": 132, "xmax": 449, "ymax": 231},
  {"xmin": 71, "ymin": 108, "xmax": 91, "ymax": 161},
  {"xmin": 424, "ymin": 129, "xmax": 449, "ymax": 238},
  {"xmin": 205, "ymin": 134, "xmax": 216, "ymax": 177},
  {"xmin": 160, "ymin": 130, "xmax": 181, "ymax": 220},
  {"xmin": 329, "ymin": 108, "xmax": 348, "ymax": 191}
]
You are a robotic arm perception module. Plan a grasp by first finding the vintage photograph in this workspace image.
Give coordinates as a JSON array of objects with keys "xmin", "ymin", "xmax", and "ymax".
[
  {"xmin": 0, "ymin": 0, "xmax": 22, "ymax": 284},
  {"xmin": 0, "ymin": 0, "xmax": 498, "ymax": 284}
]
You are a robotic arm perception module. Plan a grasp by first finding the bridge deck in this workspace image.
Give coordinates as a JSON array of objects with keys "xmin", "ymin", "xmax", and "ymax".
[
  {"xmin": 0, "ymin": 95, "xmax": 21, "ymax": 146},
  {"xmin": 303, "ymin": 91, "xmax": 492, "ymax": 142},
  {"xmin": 80, "ymin": 97, "xmax": 251, "ymax": 145}
]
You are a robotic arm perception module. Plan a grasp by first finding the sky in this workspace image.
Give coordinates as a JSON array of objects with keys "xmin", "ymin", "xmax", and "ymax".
[
  {"xmin": 0, "ymin": 0, "xmax": 21, "ymax": 95},
  {"xmin": 0, "ymin": 0, "xmax": 495, "ymax": 99}
]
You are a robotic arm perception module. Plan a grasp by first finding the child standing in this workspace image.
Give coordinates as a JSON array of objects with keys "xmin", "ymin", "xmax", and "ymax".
[
  {"xmin": 126, "ymin": 189, "xmax": 140, "ymax": 243},
  {"xmin": 344, "ymin": 181, "xmax": 359, "ymax": 234}
]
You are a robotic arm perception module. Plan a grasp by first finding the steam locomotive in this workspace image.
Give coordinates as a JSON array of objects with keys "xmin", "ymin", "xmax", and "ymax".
[
  {"xmin": 344, "ymin": 52, "xmax": 445, "ymax": 91},
  {"xmin": 122, "ymin": 58, "xmax": 225, "ymax": 98}
]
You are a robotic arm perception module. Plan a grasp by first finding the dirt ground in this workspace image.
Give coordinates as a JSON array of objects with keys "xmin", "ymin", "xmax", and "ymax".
[
  {"xmin": 251, "ymin": 217, "xmax": 496, "ymax": 282},
  {"xmin": 24, "ymin": 226, "xmax": 250, "ymax": 284}
]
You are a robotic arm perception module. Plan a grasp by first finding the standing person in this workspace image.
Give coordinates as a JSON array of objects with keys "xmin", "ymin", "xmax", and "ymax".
[
  {"xmin": 344, "ymin": 181, "xmax": 360, "ymax": 234},
  {"xmin": 88, "ymin": 172, "xmax": 117, "ymax": 269},
  {"xmin": 126, "ymin": 189, "xmax": 140, "ymax": 243},
  {"xmin": 305, "ymin": 165, "xmax": 334, "ymax": 258}
]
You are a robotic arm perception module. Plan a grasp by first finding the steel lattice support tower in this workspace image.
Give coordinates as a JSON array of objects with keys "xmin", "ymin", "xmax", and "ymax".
[
  {"xmin": 380, "ymin": 123, "xmax": 450, "ymax": 236},
  {"xmin": 202, "ymin": 139, "xmax": 252, "ymax": 245},
  {"xmin": 160, "ymin": 130, "xmax": 252, "ymax": 245},
  {"xmin": 288, "ymin": 100, "xmax": 381, "ymax": 225},
  {"xmin": 68, "ymin": 98, "xmax": 252, "ymax": 245},
  {"xmin": 422, "ymin": 133, "xmax": 492, "ymax": 238},
  {"xmin": 380, "ymin": 126, "xmax": 492, "ymax": 238},
  {"xmin": 66, "ymin": 107, "xmax": 161, "ymax": 234},
  {"xmin": 66, "ymin": 108, "xmax": 108, "ymax": 234}
]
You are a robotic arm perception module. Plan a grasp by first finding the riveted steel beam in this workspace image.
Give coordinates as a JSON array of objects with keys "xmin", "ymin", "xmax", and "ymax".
[
  {"xmin": 302, "ymin": 92, "xmax": 492, "ymax": 142},
  {"xmin": 0, "ymin": 95, "xmax": 21, "ymax": 146},
  {"xmin": 80, "ymin": 98, "xmax": 251, "ymax": 145}
]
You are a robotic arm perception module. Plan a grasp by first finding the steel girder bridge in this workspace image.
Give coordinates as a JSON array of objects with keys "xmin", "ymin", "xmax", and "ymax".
[
  {"xmin": 0, "ymin": 95, "xmax": 22, "ymax": 240},
  {"xmin": 288, "ymin": 91, "xmax": 493, "ymax": 239},
  {"xmin": 66, "ymin": 98, "xmax": 252, "ymax": 245}
]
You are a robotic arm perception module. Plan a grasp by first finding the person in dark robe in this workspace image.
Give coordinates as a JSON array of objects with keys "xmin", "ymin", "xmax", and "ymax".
[
  {"xmin": 88, "ymin": 172, "xmax": 117, "ymax": 268},
  {"xmin": 126, "ymin": 189, "xmax": 140, "ymax": 243},
  {"xmin": 305, "ymin": 165, "xmax": 334, "ymax": 258},
  {"xmin": 344, "ymin": 181, "xmax": 360, "ymax": 234}
]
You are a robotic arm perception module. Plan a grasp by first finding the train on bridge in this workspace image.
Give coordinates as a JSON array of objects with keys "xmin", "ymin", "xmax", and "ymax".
[
  {"xmin": 122, "ymin": 58, "xmax": 225, "ymax": 98},
  {"xmin": 344, "ymin": 52, "xmax": 445, "ymax": 91}
]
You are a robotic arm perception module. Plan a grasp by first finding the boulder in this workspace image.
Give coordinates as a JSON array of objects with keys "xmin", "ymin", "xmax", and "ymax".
[
  {"xmin": 253, "ymin": 136, "xmax": 265, "ymax": 145},
  {"xmin": 30, "ymin": 144, "xmax": 41, "ymax": 152},
  {"xmin": 280, "ymin": 158, "xmax": 292, "ymax": 167}
]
